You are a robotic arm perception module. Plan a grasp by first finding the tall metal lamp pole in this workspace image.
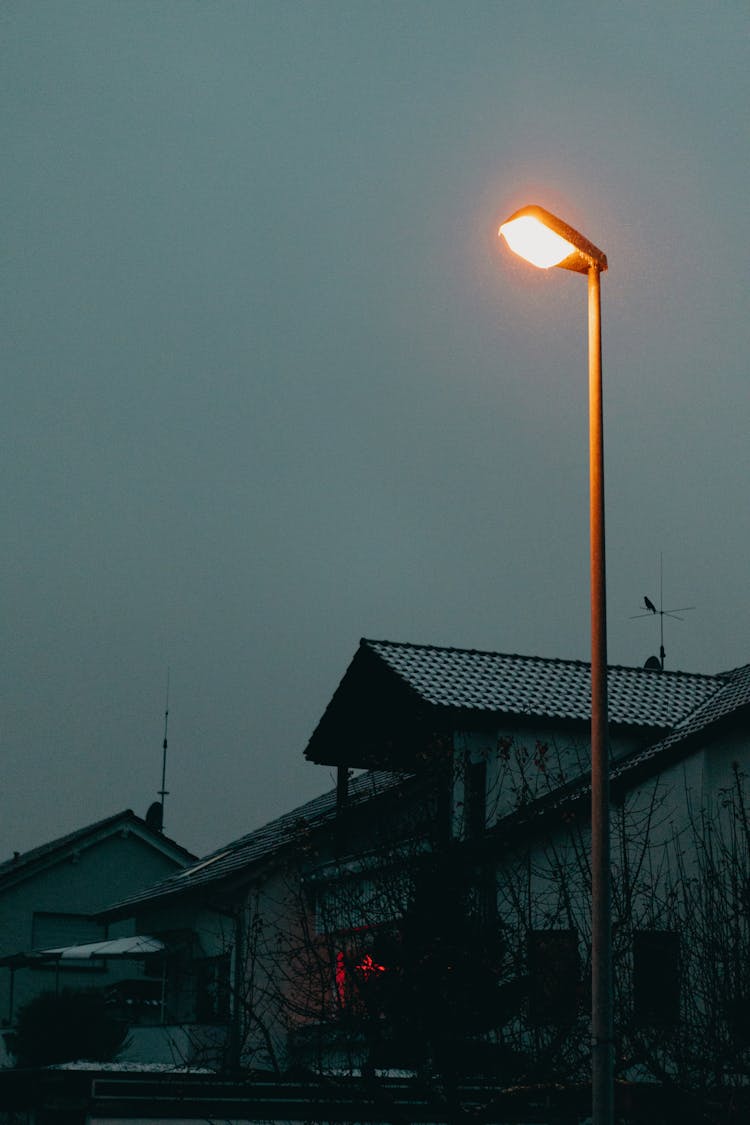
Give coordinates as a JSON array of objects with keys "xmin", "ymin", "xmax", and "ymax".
[{"xmin": 498, "ymin": 204, "xmax": 612, "ymax": 1125}]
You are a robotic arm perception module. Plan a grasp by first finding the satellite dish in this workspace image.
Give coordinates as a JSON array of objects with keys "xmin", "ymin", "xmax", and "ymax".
[
  {"xmin": 644, "ymin": 655, "xmax": 662, "ymax": 672},
  {"xmin": 145, "ymin": 801, "xmax": 163, "ymax": 831}
]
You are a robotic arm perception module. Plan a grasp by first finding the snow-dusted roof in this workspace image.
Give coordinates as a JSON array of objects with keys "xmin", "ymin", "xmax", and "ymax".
[
  {"xmin": 362, "ymin": 639, "xmax": 719, "ymax": 727},
  {"xmin": 614, "ymin": 661, "xmax": 750, "ymax": 780},
  {"xmin": 498, "ymin": 663, "xmax": 750, "ymax": 834},
  {"xmin": 40, "ymin": 935, "xmax": 165, "ymax": 960}
]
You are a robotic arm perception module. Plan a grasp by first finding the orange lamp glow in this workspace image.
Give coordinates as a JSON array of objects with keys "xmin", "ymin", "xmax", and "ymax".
[
  {"xmin": 499, "ymin": 214, "xmax": 576, "ymax": 269},
  {"xmin": 498, "ymin": 204, "xmax": 608, "ymax": 275}
]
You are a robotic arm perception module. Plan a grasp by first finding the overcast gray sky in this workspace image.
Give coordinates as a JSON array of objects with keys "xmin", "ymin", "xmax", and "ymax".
[{"xmin": 2, "ymin": 1, "xmax": 748, "ymax": 859}]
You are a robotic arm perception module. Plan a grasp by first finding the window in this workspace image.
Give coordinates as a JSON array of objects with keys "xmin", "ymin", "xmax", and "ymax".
[
  {"xmin": 104, "ymin": 978, "xmax": 163, "ymax": 1025},
  {"xmin": 633, "ymin": 929, "xmax": 680, "ymax": 1028},
  {"xmin": 195, "ymin": 954, "xmax": 231, "ymax": 1023},
  {"xmin": 436, "ymin": 767, "xmax": 452, "ymax": 846},
  {"xmin": 316, "ymin": 873, "xmax": 405, "ymax": 935},
  {"xmin": 465, "ymin": 759, "xmax": 487, "ymax": 839},
  {"xmin": 335, "ymin": 944, "xmax": 389, "ymax": 1016},
  {"xmin": 528, "ymin": 929, "xmax": 580, "ymax": 1025}
]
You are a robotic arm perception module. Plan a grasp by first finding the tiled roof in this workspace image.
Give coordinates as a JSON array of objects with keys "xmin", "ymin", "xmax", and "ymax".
[
  {"xmin": 363, "ymin": 639, "xmax": 720, "ymax": 728},
  {"xmin": 498, "ymin": 663, "xmax": 750, "ymax": 832},
  {"xmin": 0, "ymin": 811, "xmax": 194, "ymax": 889},
  {"xmin": 614, "ymin": 661, "xmax": 750, "ymax": 780},
  {"xmin": 104, "ymin": 771, "xmax": 404, "ymax": 916}
]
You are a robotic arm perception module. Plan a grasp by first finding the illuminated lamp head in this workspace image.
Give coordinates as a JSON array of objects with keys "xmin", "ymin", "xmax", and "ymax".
[{"xmin": 499, "ymin": 204, "xmax": 607, "ymax": 274}]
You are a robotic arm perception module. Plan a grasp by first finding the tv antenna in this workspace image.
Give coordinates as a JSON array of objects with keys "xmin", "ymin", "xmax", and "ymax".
[
  {"xmin": 630, "ymin": 556, "xmax": 694, "ymax": 670},
  {"xmin": 149, "ymin": 668, "xmax": 170, "ymax": 833}
]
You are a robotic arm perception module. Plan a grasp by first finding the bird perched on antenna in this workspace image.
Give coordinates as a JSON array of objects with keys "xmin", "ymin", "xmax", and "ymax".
[{"xmin": 644, "ymin": 595, "xmax": 657, "ymax": 614}]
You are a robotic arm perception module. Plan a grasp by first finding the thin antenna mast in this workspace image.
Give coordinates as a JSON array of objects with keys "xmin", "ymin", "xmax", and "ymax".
[
  {"xmin": 630, "ymin": 555, "xmax": 694, "ymax": 669},
  {"xmin": 658, "ymin": 553, "xmax": 665, "ymax": 666},
  {"xmin": 157, "ymin": 668, "xmax": 170, "ymax": 832}
]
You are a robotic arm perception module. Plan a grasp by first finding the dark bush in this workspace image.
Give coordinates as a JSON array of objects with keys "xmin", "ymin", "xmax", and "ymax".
[{"xmin": 10, "ymin": 988, "xmax": 129, "ymax": 1066}]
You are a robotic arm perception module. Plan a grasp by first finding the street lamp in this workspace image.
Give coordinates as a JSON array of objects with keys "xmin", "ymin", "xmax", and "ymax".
[{"xmin": 499, "ymin": 204, "xmax": 612, "ymax": 1125}]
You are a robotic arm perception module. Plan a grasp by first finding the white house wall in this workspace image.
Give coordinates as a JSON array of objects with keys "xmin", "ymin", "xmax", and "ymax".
[
  {"xmin": 131, "ymin": 861, "xmax": 319, "ymax": 1073},
  {"xmin": 701, "ymin": 724, "xmax": 750, "ymax": 812},
  {"xmin": 488, "ymin": 726, "xmax": 750, "ymax": 1060},
  {"xmin": 455, "ymin": 724, "xmax": 649, "ymax": 837}
]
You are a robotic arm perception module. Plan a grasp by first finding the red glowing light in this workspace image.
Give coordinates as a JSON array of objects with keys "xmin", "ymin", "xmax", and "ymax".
[
  {"xmin": 336, "ymin": 950, "xmax": 387, "ymax": 1007},
  {"xmin": 356, "ymin": 953, "xmax": 387, "ymax": 978},
  {"xmin": 335, "ymin": 950, "xmax": 347, "ymax": 1005}
]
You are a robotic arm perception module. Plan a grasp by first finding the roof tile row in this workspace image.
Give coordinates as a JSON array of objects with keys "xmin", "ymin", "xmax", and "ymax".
[{"xmin": 364, "ymin": 638, "xmax": 719, "ymax": 727}]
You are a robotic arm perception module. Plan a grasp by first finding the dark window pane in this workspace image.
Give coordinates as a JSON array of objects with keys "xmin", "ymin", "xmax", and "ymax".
[
  {"xmin": 195, "ymin": 953, "xmax": 231, "ymax": 1022},
  {"xmin": 633, "ymin": 930, "xmax": 680, "ymax": 1027},
  {"xmin": 465, "ymin": 760, "xmax": 487, "ymax": 839},
  {"xmin": 528, "ymin": 929, "xmax": 579, "ymax": 1025}
]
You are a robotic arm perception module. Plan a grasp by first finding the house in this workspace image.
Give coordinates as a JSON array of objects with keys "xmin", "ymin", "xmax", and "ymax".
[
  {"xmin": 99, "ymin": 636, "xmax": 750, "ymax": 1110},
  {"xmin": 0, "ymin": 809, "xmax": 194, "ymax": 1062},
  {"xmin": 101, "ymin": 767, "xmax": 409, "ymax": 1070},
  {"xmin": 300, "ymin": 639, "xmax": 750, "ymax": 1087}
]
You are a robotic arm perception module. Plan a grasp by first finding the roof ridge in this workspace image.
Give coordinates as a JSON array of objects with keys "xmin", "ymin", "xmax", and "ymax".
[
  {"xmin": 362, "ymin": 636, "xmax": 591, "ymax": 668},
  {"xmin": 361, "ymin": 636, "xmax": 719, "ymax": 682},
  {"xmin": 0, "ymin": 809, "xmax": 195, "ymax": 882},
  {"xmin": 0, "ymin": 809, "xmax": 138, "ymax": 879},
  {"xmin": 715, "ymin": 662, "xmax": 750, "ymax": 679}
]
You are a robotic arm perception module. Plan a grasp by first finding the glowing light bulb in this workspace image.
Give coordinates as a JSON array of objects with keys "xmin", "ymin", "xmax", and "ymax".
[{"xmin": 499, "ymin": 215, "xmax": 576, "ymax": 269}]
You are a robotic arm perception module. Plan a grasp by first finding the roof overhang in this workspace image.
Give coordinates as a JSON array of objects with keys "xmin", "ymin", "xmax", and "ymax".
[
  {"xmin": 42, "ymin": 935, "xmax": 165, "ymax": 960},
  {"xmin": 304, "ymin": 642, "xmax": 443, "ymax": 768},
  {"xmin": 0, "ymin": 935, "xmax": 165, "ymax": 968}
]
